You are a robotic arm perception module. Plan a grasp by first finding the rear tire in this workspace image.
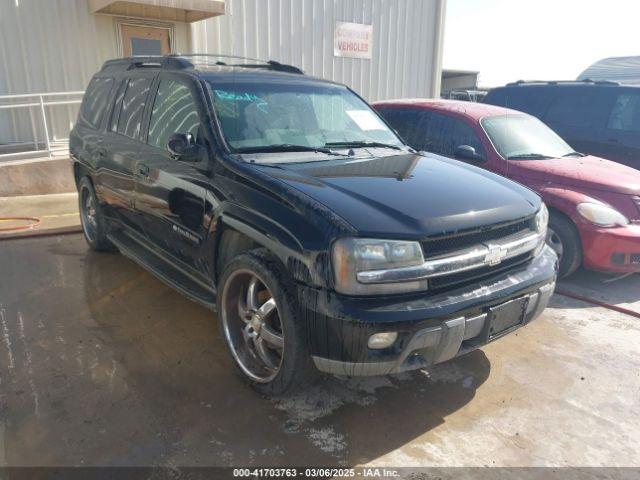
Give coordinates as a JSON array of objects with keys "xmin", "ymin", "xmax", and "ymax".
[
  {"xmin": 217, "ymin": 248, "xmax": 315, "ymax": 395},
  {"xmin": 78, "ymin": 177, "xmax": 115, "ymax": 252},
  {"xmin": 547, "ymin": 212, "xmax": 582, "ymax": 278}
]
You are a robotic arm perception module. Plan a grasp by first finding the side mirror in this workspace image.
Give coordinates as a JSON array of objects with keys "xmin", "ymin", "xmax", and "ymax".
[
  {"xmin": 167, "ymin": 133, "xmax": 205, "ymax": 163},
  {"xmin": 454, "ymin": 145, "xmax": 483, "ymax": 162}
]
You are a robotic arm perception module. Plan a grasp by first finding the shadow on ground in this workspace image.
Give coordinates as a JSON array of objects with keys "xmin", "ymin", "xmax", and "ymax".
[{"xmin": 1, "ymin": 235, "xmax": 491, "ymax": 467}]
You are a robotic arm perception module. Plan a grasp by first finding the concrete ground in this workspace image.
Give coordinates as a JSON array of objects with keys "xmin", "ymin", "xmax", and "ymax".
[
  {"xmin": 559, "ymin": 269, "xmax": 640, "ymax": 315},
  {"xmin": 0, "ymin": 192, "xmax": 80, "ymax": 238},
  {"xmin": 1, "ymin": 234, "xmax": 639, "ymax": 468}
]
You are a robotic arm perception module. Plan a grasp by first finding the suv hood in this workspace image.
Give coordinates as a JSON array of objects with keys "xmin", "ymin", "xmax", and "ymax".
[
  {"xmin": 510, "ymin": 155, "xmax": 640, "ymax": 196},
  {"xmin": 257, "ymin": 153, "xmax": 540, "ymax": 237}
]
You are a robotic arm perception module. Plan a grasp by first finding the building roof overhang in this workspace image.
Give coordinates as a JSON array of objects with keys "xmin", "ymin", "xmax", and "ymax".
[{"xmin": 90, "ymin": 0, "xmax": 225, "ymax": 23}]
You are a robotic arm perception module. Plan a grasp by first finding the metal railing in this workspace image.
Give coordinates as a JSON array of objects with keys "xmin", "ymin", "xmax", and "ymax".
[{"xmin": 0, "ymin": 91, "xmax": 84, "ymax": 161}]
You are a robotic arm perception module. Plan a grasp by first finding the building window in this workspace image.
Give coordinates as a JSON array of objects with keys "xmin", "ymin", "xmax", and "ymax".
[{"xmin": 118, "ymin": 21, "xmax": 173, "ymax": 57}]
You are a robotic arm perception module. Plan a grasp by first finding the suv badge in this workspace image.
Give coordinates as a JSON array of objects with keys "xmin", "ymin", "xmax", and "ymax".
[{"xmin": 485, "ymin": 244, "xmax": 508, "ymax": 266}]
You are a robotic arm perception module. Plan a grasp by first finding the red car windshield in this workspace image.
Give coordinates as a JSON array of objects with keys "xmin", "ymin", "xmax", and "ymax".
[{"xmin": 481, "ymin": 114, "xmax": 574, "ymax": 160}]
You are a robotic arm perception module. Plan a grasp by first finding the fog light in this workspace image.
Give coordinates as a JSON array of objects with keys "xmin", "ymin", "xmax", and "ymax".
[{"xmin": 368, "ymin": 332, "xmax": 398, "ymax": 349}]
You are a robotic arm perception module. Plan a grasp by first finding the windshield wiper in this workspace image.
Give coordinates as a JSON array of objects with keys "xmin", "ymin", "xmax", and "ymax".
[
  {"xmin": 235, "ymin": 144, "xmax": 342, "ymax": 155},
  {"xmin": 562, "ymin": 151, "xmax": 586, "ymax": 157},
  {"xmin": 507, "ymin": 153, "xmax": 553, "ymax": 160},
  {"xmin": 324, "ymin": 141, "xmax": 402, "ymax": 151}
]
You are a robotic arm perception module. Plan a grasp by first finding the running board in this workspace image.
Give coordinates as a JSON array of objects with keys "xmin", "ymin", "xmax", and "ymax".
[{"xmin": 108, "ymin": 231, "xmax": 217, "ymax": 311}]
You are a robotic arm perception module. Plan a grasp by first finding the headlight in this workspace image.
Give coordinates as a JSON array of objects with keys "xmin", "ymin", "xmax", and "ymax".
[
  {"xmin": 577, "ymin": 203, "xmax": 629, "ymax": 227},
  {"xmin": 332, "ymin": 238, "xmax": 428, "ymax": 295},
  {"xmin": 535, "ymin": 203, "xmax": 549, "ymax": 234}
]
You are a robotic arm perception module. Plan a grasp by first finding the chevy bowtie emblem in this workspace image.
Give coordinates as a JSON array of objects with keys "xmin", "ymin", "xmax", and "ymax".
[{"xmin": 484, "ymin": 244, "xmax": 508, "ymax": 266}]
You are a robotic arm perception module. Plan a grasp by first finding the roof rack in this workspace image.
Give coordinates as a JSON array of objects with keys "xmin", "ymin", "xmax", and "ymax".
[
  {"xmin": 505, "ymin": 79, "xmax": 619, "ymax": 87},
  {"xmin": 100, "ymin": 54, "xmax": 304, "ymax": 75}
]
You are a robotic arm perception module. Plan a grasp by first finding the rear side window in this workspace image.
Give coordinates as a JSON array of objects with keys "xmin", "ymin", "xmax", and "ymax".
[
  {"xmin": 79, "ymin": 77, "xmax": 113, "ymax": 128},
  {"xmin": 376, "ymin": 107, "xmax": 427, "ymax": 149},
  {"xmin": 546, "ymin": 90, "xmax": 609, "ymax": 128},
  {"xmin": 116, "ymin": 77, "xmax": 153, "ymax": 139},
  {"xmin": 148, "ymin": 79, "xmax": 201, "ymax": 150},
  {"xmin": 607, "ymin": 93, "xmax": 640, "ymax": 132}
]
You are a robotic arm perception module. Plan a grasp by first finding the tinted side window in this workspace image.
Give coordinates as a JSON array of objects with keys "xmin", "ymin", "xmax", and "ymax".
[
  {"xmin": 546, "ymin": 90, "xmax": 608, "ymax": 128},
  {"xmin": 148, "ymin": 79, "xmax": 202, "ymax": 150},
  {"xmin": 607, "ymin": 93, "xmax": 640, "ymax": 132},
  {"xmin": 109, "ymin": 80, "xmax": 127, "ymax": 132},
  {"xmin": 79, "ymin": 77, "xmax": 114, "ymax": 128},
  {"xmin": 451, "ymin": 119, "xmax": 485, "ymax": 159},
  {"xmin": 486, "ymin": 87, "xmax": 550, "ymax": 117},
  {"xmin": 424, "ymin": 113, "xmax": 485, "ymax": 159},
  {"xmin": 117, "ymin": 77, "xmax": 153, "ymax": 139},
  {"xmin": 376, "ymin": 108, "xmax": 428, "ymax": 149}
]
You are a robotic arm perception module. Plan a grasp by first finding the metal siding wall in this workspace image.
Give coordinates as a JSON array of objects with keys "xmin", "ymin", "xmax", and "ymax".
[
  {"xmin": 191, "ymin": 0, "xmax": 444, "ymax": 102},
  {"xmin": 0, "ymin": 0, "xmax": 189, "ymax": 145}
]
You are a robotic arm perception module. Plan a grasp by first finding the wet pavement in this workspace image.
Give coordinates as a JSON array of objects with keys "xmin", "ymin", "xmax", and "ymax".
[{"xmin": 1, "ymin": 234, "xmax": 639, "ymax": 467}]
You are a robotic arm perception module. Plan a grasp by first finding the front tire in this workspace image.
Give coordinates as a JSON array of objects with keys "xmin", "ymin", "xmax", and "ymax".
[
  {"xmin": 217, "ymin": 249, "xmax": 314, "ymax": 395},
  {"xmin": 547, "ymin": 212, "xmax": 582, "ymax": 278},
  {"xmin": 78, "ymin": 177, "xmax": 115, "ymax": 251}
]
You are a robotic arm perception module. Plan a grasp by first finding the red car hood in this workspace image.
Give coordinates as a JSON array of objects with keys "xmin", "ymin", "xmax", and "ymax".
[{"xmin": 511, "ymin": 155, "xmax": 640, "ymax": 196}]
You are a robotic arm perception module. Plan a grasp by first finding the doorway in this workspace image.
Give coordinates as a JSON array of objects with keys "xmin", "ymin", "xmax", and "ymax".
[{"xmin": 120, "ymin": 23, "xmax": 171, "ymax": 57}]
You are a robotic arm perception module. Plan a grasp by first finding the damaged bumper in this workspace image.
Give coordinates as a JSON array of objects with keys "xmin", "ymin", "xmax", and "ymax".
[{"xmin": 301, "ymin": 246, "xmax": 557, "ymax": 376}]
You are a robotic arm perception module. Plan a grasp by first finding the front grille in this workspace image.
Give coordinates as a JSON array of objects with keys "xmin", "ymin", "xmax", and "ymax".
[
  {"xmin": 631, "ymin": 253, "xmax": 640, "ymax": 265},
  {"xmin": 422, "ymin": 217, "xmax": 535, "ymax": 257},
  {"xmin": 429, "ymin": 252, "xmax": 533, "ymax": 291},
  {"xmin": 420, "ymin": 216, "xmax": 538, "ymax": 291}
]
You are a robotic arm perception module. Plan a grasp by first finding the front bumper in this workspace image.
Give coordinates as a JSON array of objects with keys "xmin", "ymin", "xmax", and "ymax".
[
  {"xmin": 299, "ymin": 246, "xmax": 557, "ymax": 376},
  {"xmin": 580, "ymin": 224, "xmax": 640, "ymax": 273}
]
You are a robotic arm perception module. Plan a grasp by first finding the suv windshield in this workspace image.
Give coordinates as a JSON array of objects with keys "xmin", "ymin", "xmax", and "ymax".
[
  {"xmin": 206, "ymin": 80, "xmax": 403, "ymax": 157},
  {"xmin": 481, "ymin": 114, "xmax": 574, "ymax": 160}
]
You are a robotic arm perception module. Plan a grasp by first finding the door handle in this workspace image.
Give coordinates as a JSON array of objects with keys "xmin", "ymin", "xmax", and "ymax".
[
  {"xmin": 607, "ymin": 138, "xmax": 620, "ymax": 144},
  {"xmin": 137, "ymin": 164, "xmax": 150, "ymax": 177}
]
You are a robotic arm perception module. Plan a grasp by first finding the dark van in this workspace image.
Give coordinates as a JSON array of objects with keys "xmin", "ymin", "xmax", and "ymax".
[{"xmin": 484, "ymin": 81, "xmax": 640, "ymax": 170}]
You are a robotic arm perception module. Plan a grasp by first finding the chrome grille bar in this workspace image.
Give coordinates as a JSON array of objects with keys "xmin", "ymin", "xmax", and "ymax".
[{"xmin": 357, "ymin": 230, "xmax": 544, "ymax": 284}]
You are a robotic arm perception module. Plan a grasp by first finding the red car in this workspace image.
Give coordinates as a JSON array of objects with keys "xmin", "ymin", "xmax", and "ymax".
[{"xmin": 373, "ymin": 99, "xmax": 640, "ymax": 278}]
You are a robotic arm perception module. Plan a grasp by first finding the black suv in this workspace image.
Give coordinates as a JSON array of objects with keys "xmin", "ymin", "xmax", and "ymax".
[
  {"xmin": 484, "ymin": 80, "xmax": 640, "ymax": 170},
  {"xmin": 70, "ymin": 55, "xmax": 557, "ymax": 394}
]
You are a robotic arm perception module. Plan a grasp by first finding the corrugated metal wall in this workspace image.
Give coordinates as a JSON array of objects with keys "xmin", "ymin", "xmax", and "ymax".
[
  {"xmin": 0, "ymin": 0, "xmax": 189, "ymax": 146},
  {"xmin": 190, "ymin": 0, "xmax": 445, "ymax": 102}
]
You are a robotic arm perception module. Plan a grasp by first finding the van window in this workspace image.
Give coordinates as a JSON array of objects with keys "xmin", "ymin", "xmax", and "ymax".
[
  {"xmin": 546, "ymin": 90, "xmax": 607, "ymax": 128},
  {"xmin": 485, "ymin": 88, "xmax": 550, "ymax": 117},
  {"xmin": 607, "ymin": 93, "xmax": 640, "ymax": 132},
  {"xmin": 116, "ymin": 77, "xmax": 153, "ymax": 139},
  {"xmin": 78, "ymin": 77, "xmax": 114, "ymax": 129},
  {"xmin": 148, "ymin": 79, "xmax": 201, "ymax": 150}
]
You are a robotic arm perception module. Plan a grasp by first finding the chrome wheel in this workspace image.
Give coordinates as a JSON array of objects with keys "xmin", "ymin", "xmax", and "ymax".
[
  {"xmin": 80, "ymin": 186, "xmax": 98, "ymax": 242},
  {"xmin": 546, "ymin": 227, "xmax": 564, "ymax": 261},
  {"xmin": 221, "ymin": 269, "xmax": 284, "ymax": 383}
]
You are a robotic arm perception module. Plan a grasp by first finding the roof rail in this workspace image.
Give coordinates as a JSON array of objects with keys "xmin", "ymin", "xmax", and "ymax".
[
  {"xmin": 505, "ymin": 79, "xmax": 620, "ymax": 87},
  {"xmin": 100, "ymin": 56, "xmax": 192, "ymax": 72},
  {"xmin": 100, "ymin": 54, "xmax": 304, "ymax": 75},
  {"xmin": 172, "ymin": 54, "xmax": 304, "ymax": 74}
]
